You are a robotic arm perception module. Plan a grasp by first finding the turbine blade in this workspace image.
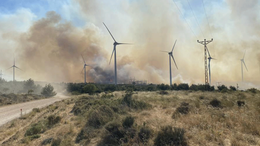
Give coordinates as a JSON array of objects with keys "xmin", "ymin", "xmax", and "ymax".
[
  {"xmin": 81, "ymin": 67, "xmax": 84, "ymax": 74},
  {"xmin": 103, "ymin": 22, "xmax": 116, "ymax": 42},
  {"xmin": 109, "ymin": 49, "xmax": 115, "ymax": 65},
  {"xmin": 81, "ymin": 54, "xmax": 86, "ymax": 64},
  {"xmin": 160, "ymin": 51, "xmax": 169, "ymax": 53},
  {"xmin": 243, "ymin": 61, "xmax": 248, "ymax": 71},
  {"xmin": 171, "ymin": 40, "xmax": 177, "ymax": 52},
  {"xmin": 7, "ymin": 66, "xmax": 13, "ymax": 70},
  {"xmin": 243, "ymin": 50, "xmax": 246, "ymax": 59},
  {"xmin": 171, "ymin": 55, "xmax": 178, "ymax": 69},
  {"xmin": 15, "ymin": 66, "xmax": 22, "ymax": 70},
  {"xmin": 117, "ymin": 43, "xmax": 132, "ymax": 45}
]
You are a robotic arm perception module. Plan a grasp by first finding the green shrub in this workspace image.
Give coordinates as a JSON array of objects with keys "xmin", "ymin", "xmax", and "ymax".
[
  {"xmin": 75, "ymin": 127, "xmax": 93, "ymax": 144},
  {"xmin": 247, "ymin": 88, "xmax": 258, "ymax": 93},
  {"xmin": 177, "ymin": 83, "xmax": 189, "ymax": 90},
  {"xmin": 32, "ymin": 108, "xmax": 40, "ymax": 113},
  {"xmin": 159, "ymin": 90, "xmax": 168, "ymax": 95},
  {"xmin": 98, "ymin": 122, "xmax": 126, "ymax": 146},
  {"xmin": 157, "ymin": 84, "xmax": 170, "ymax": 90},
  {"xmin": 154, "ymin": 126, "xmax": 187, "ymax": 146},
  {"xmin": 138, "ymin": 126, "xmax": 152, "ymax": 143},
  {"xmin": 175, "ymin": 102, "xmax": 190, "ymax": 115},
  {"xmin": 101, "ymin": 93, "xmax": 114, "ymax": 98},
  {"xmin": 51, "ymin": 138, "xmax": 61, "ymax": 146},
  {"xmin": 217, "ymin": 85, "xmax": 228, "ymax": 91},
  {"xmin": 123, "ymin": 116, "xmax": 134, "ymax": 128},
  {"xmin": 25, "ymin": 122, "xmax": 46, "ymax": 136},
  {"xmin": 47, "ymin": 115, "xmax": 61, "ymax": 127},
  {"xmin": 28, "ymin": 134, "xmax": 40, "ymax": 140},
  {"xmin": 229, "ymin": 86, "xmax": 236, "ymax": 91},
  {"xmin": 83, "ymin": 84, "xmax": 98, "ymax": 95},
  {"xmin": 41, "ymin": 84, "xmax": 56, "ymax": 97},
  {"xmin": 210, "ymin": 99, "xmax": 222, "ymax": 108},
  {"xmin": 122, "ymin": 91, "xmax": 151, "ymax": 110},
  {"xmin": 87, "ymin": 105, "xmax": 114, "ymax": 128},
  {"xmin": 41, "ymin": 138, "xmax": 53, "ymax": 145}
]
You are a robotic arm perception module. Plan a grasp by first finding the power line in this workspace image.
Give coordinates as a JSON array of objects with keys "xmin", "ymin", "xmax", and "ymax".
[
  {"xmin": 186, "ymin": 0, "xmax": 205, "ymax": 38},
  {"xmin": 201, "ymin": 0, "xmax": 213, "ymax": 38},
  {"xmin": 172, "ymin": 0, "xmax": 196, "ymax": 36}
]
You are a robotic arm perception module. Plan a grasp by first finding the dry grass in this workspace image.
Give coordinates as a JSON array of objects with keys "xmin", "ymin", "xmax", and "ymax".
[{"xmin": 0, "ymin": 91, "xmax": 260, "ymax": 146}]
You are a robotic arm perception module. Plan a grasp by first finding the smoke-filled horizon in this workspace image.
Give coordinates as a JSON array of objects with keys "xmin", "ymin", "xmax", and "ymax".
[{"xmin": 0, "ymin": 0, "xmax": 260, "ymax": 88}]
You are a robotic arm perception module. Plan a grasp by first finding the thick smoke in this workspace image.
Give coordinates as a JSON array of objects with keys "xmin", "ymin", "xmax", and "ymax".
[{"xmin": 1, "ymin": 0, "xmax": 260, "ymax": 88}]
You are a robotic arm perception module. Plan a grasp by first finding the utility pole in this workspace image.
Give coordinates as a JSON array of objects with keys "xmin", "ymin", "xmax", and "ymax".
[{"xmin": 197, "ymin": 38, "xmax": 213, "ymax": 85}]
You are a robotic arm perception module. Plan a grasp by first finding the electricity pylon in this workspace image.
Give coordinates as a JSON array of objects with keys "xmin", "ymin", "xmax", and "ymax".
[{"xmin": 197, "ymin": 38, "xmax": 213, "ymax": 85}]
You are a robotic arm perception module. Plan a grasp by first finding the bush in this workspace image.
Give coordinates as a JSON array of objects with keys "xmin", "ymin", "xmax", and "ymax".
[
  {"xmin": 99, "ymin": 122, "xmax": 126, "ymax": 146},
  {"xmin": 122, "ymin": 91, "xmax": 151, "ymax": 110},
  {"xmin": 159, "ymin": 90, "xmax": 168, "ymax": 95},
  {"xmin": 247, "ymin": 88, "xmax": 258, "ymax": 93},
  {"xmin": 83, "ymin": 84, "xmax": 98, "ymax": 95},
  {"xmin": 101, "ymin": 93, "xmax": 114, "ymax": 99},
  {"xmin": 47, "ymin": 115, "xmax": 61, "ymax": 127},
  {"xmin": 177, "ymin": 83, "xmax": 189, "ymax": 90},
  {"xmin": 25, "ymin": 122, "xmax": 46, "ymax": 136},
  {"xmin": 51, "ymin": 138, "xmax": 61, "ymax": 146},
  {"xmin": 175, "ymin": 102, "xmax": 190, "ymax": 115},
  {"xmin": 29, "ymin": 134, "xmax": 40, "ymax": 140},
  {"xmin": 123, "ymin": 116, "xmax": 134, "ymax": 128},
  {"xmin": 209, "ymin": 99, "xmax": 222, "ymax": 108},
  {"xmin": 41, "ymin": 138, "xmax": 53, "ymax": 145},
  {"xmin": 229, "ymin": 86, "xmax": 236, "ymax": 91},
  {"xmin": 157, "ymin": 84, "xmax": 170, "ymax": 91},
  {"xmin": 24, "ymin": 78, "xmax": 36, "ymax": 92},
  {"xmin": 87, "ymin": 105, "xmax": 114, "ymax": 128},
  {"xmin": 41, "ymin": 84, "xmax": 56, "ymax": 97},
  {"xmin": 154, "ymin": 126, "xmax": 187, "ymax": 146},
  {"xmin": 75, "ymin": 127, "xmax": 94, "ymax": 144},
  {"xmin": 217, "ymin": 85, "xmax": 228, "ymax": 91},
  {"xmin": 138, "ymin": 126, "xmax": 152, "ymax": 143},
  {"xmin": 32, "ymin": 108, "xmax": 40, "ymax": 113}
]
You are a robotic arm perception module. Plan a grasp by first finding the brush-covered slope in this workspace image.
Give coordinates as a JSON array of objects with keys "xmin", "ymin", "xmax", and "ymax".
[{"xmin": 0, "ymin": 90, "xmax": 260, "ymax": 146}]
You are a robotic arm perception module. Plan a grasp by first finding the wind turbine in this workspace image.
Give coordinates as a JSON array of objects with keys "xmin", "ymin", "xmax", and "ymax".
[
  {"xmin": 206, "ymin": 47, "xmax": 215, "ymax": 85},
  {"xmin": 240, "ymin": 51, "xmax": 248, "ymax": 82},
  {"xmin": 8, "ymin": 58, "xmax": 21, "ymax": 82},
  {"xmin": 81, "ymin": 55, "xmax": 89, "ymax": 84},
  {"xmin": 161, "ymin": 40, "xmax": 178, "ymax": 86},
  {"xmin": 0, "ymin": 70, "xmax": 3, "ymax": 79},
  {"xmin": 103, "ymin": 22, "xmax": 131, "ymax": 85}
]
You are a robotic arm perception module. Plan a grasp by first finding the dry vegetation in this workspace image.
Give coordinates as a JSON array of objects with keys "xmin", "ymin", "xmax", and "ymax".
[
  {"xmin": 0, "ymin": 90, "xmax": 260, "ymax": 146},
  {"xmin": 0, "ymin": 93, "xmax": 44, "ymax": 106}
]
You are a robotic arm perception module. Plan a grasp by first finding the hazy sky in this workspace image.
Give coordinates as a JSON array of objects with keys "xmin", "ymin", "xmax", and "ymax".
[{"xmin": 0, "ymin": 0, "xmax": 260, "ymax": 88}]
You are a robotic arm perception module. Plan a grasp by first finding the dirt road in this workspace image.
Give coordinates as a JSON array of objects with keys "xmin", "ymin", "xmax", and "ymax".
[{"xmin": 0, "ymin": 94, "xmax": 69, "ymax": 126}]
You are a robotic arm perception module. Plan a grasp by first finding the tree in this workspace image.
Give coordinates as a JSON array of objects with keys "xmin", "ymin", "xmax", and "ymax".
[
  {"xmin": 28, "ymin": 89, "xmax": 34, "ymax": 95},
  {"xmin": 83, "ymin": 84, "xmax": 97, "ymax": 95},
  {"xmin": 41, "ymin": 84, "xmax": 56, "ymax": 97},
  {"xmin": 24, "ymin": 78, "xmax": 36, "ymax": 92},
  {"xmin": 229, "ymin": 86, "xmax": 236, "ymax": 91},
  {"xmin": 2, "ymin": 88, "xmax": 9, "ymax": 93}
]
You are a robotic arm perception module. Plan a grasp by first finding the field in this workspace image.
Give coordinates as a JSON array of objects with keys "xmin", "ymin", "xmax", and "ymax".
[{"xmin": 0, "ymin": 90, "xmax": 260, "ymax": 146}]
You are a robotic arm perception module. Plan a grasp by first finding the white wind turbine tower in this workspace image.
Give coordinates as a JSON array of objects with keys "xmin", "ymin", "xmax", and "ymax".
[
  {"xmin": 103, "ymin": 22, "xmax": 131, "ymax": 85},
  {"xmin": 0, "ymin": 70, "xmax": 3, "ymax": 79},
  {"xmin": 81, "ymin": 55, "xmax": 89, "ymax": 84},
  {"xmin": 240, "ymin": 51, "xmax": 248, "ymax": 82},
  {"xmin": 8, "ymin": 58, "xmax": 21, "ymax": 82},
  {"xmin": 161, "ymin": 40, "xmax": 178, "ymax": 86},
  {"xmin": 206, "ymin": 47, "xmax": 215, "ymax": 85}
]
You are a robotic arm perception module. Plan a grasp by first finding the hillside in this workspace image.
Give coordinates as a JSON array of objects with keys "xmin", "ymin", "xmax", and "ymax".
[{"xmin": 0, "ymin": 90, "xmax": 260, "ymax": 146}]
